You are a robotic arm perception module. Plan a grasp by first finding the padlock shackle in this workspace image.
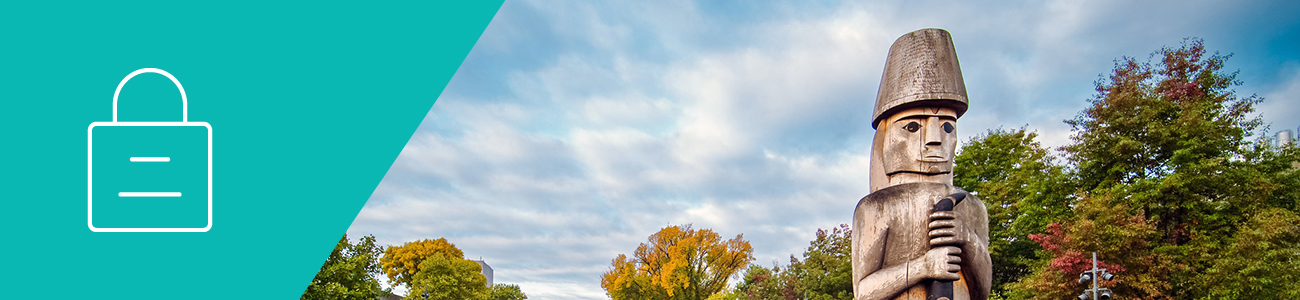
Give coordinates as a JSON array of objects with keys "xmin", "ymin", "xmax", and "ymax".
[{"xmin": 112, "ymin": 68, "xmax": 188, "ymax": 122}]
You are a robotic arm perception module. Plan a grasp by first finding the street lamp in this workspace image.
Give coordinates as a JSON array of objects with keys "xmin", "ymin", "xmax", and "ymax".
[
  {"xmin": 422, "ymin": 281, "xmax": 429, "ymax": 300},
  {"xmin": 1076, "ymin": 252, "xmax": 1116, "ymax": 300}
]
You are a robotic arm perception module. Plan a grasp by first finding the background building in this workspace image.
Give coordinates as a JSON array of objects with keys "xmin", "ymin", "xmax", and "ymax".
[{"xmin": 473, "ymin": 259, "xmax": 494, "ymax": 286}]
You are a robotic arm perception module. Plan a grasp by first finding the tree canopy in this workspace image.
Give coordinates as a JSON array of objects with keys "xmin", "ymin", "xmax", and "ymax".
[
  {"xmin": 381, "ymin": 238, "xmax": 466, "ymax": 289},
  {"xmin": 601, "ymin": 224, "xmax": 755, "ymax": 300},
  {"xmin": 488, "ymin": 284, "xmax": 530, "ymax": 300},
  {"xmin": 405, "ymin": 252, "xmax": 489, "ymax": 300},
  {"xmin": 301, "ymin": 234, "xmax": 387, "ymax": 300},
  {"xmin": 786, "ymin": 224, "xmax": 853, "ymax": 300},
  {"xmin": 292, "ymin": 236, "xmax": 529, "ymax": 300},
  {"xmin": 721, "ymin": 225, "xmax": 852, "ymax": 300},
  {"xmin": 995, "ymin": 38, "xmax": 1300, "ymax": 299},
  {"xmin": 953, "ymin": 127, "xmax": 1073, "ymax": 296}
]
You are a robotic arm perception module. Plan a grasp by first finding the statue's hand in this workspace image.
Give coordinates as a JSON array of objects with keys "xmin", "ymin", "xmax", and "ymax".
[
  {"xmin": 923, "ymin": 246, "xmax": 962, "ymax": 281},
  {"xmin": 929, "ymin": 210, "xmax": 972, "ymax": 249}
]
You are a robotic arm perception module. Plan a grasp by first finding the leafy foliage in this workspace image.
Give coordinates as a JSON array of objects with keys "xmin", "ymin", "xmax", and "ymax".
[
  {"xmin": 601, "ymin": 224, "xmax": 755, "ymax": 300},
  {"xmin": 405, "ymin": 252, "xmax": 488, "ymax": 300},
  {"xmin": 1007, "ymin": 193, "xmax": 1169, "ymax": 300},
  {"xmin": 726, "ymin": 225, "xmax": 852, "ymax": 300},
  {"xmin": 301, "ymin": 234, "xmax": 387, "ymax": 300},
  {"xmin": 730, "ymin": 265, "xmax": 795, "ymax": 300},
  {"xmin": 305, "ymin": 235, "xmax": 528, "ymax": 300},
  {"xmin": 995, "ymin": 38, "xmax": 1300, "ymax": 299},
  {"xmin": 1192, "ymin": 208, "xmax": 1300, "ymax": 299},
  {"xmin": 381, "ymin": 238, "xmax": 466, "ymax": 289},
  {"xmin": 953, "ymin": 128, "xmax": 1073, "ymax": 296},
  {"xmin": 1062, "ymin": 38, "xmax": 1265, "ymax": 246},
  {"xmin": 488, "ymin": 284, "xmax": 529, "ymax": 300},
  {"xmin": 784, "ymin": 224, "xmax": 853, "ymax": 300}
]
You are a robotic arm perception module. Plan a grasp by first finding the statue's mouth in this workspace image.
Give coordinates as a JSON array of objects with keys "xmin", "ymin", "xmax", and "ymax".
[
  {"xmin": 920, "ymin": 156, "xmax": 949, "ymax": 162},
  {"xmin": 885, "ymin": 170, "xmax": 952, "ymax": 176}
]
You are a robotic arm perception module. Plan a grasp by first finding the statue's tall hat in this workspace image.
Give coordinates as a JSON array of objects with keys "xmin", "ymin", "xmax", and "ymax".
[{"xmin": 872, "ymin": 28, "xmax": 968, "ymax": 129}]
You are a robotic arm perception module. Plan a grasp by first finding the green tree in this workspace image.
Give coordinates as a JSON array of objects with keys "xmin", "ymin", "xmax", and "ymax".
[
  {"xmin": 488, "ymin": 284, "xmax": 529, "ymax": 300},
  {"xmin": 601, "ymin": 224, "xmax": 755, "ymax": 300},
  {"xmin": 730, "ymin": 265, "xmax": 794, "ymax": 300},
  {"xmin": 1004, "ymin": 38, "xmax": 1300, "ymax": 299},
  {"xmin": 727, "ymin": 225, "xmax": 851, "ymax": 300},
  {"xmin": 405, "ymin": 252, "xmax": 488, "ymax": 300},
  {"xmin": 1062, "ymin": 38, "xmax": 1265, "ymax": 244},
  {"xmin": 953, "ymin": 128, "xmax": 1072, "ymax": 295},
  {"xmin": 1192, "ymin": 208, "xmax": 1300, "ymax": 299},
  {"xmin": 1005, "ymin": 193, "xmax": 1169, "ymax": 300},
  {"xmin": 301, "ymin": 234, "xmax": 386, "ymax": 300},
  {"xmin": 783, "ymin": 224, "xmax": 852, "ymax": 300}
]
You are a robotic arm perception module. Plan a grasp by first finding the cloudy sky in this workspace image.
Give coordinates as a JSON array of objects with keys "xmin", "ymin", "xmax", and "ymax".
[{"xmin": 347, "ymin": 0, "xmax": 1300, "ymax": 298}]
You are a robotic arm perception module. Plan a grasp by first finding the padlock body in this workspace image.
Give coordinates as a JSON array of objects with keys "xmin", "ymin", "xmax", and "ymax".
[{"xmin": 88, "ymin": 122, "xmax": 211, "ymax": 232}]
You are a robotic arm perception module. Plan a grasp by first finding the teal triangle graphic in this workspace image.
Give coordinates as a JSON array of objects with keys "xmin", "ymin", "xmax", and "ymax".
[{"xmin": 0, "ymin": 1, "xmax": 504, "ymax": 298}]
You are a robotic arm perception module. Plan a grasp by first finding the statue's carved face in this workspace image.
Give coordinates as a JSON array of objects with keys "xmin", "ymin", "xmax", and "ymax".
[{"xmin": 881, "ymin": 107, "xmax": 958, "ymax": 176}]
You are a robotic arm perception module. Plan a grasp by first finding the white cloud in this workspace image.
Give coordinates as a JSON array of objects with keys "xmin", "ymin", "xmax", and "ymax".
[
  {"xmin": 1260, "ymin": 66, "xmax": 1300, "ymax": 136},
  {"xmin": 357, "ymin": 6, "xmax": 885, "ymax": 297}
]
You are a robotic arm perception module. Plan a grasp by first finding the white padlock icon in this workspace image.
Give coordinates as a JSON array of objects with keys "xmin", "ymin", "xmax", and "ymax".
[{"xmin": 88, "ymin": 68, "xmax": 212, "ymax": 232}]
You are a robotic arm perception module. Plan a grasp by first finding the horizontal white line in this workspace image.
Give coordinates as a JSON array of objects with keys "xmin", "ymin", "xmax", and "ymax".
[
  {"xmin": 130, "ymin": 157, "xmax": 170, "ymax": 162},
  {"xmin": 119, "ymin": 192, "xmax": 182, "ymax": 197}
]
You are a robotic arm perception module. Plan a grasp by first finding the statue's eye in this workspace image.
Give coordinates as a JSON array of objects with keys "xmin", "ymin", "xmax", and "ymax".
[
  {"xmin": 943, "ymin": 122, "xmax": 954, "ymax": 133},
  {"xmin": 904, "ymin": 122, "xmax": 921, "ymax": 132}
]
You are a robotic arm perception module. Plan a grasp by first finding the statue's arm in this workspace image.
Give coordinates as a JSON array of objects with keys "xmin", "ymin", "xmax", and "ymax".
[
  {"xmin": 854, "ymin": 211, "xmax": 927, "ymax": 300},
  {"xmin": 962, "ymin": 196, "xmax": 992, "ymax": 300}
]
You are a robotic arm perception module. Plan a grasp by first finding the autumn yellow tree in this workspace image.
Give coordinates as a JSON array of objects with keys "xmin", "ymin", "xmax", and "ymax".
[
  {"xmin": 380, "ymin": 238, "xmax": 465, "ymax": 289},
  {"xmin": 601, "ymin": 224, "xmax": 754, "ymax": 300}
]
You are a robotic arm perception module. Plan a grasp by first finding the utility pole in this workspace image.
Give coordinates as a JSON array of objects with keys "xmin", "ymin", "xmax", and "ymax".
[{"xmin": 1077, "ymin": 252, "xmax": 1115, "ymax": 300}]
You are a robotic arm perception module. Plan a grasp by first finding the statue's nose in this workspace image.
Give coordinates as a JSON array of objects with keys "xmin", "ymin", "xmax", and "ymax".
[{"xmin": 924, "ymin": 116, "xmax": 944, "ymax": 147}]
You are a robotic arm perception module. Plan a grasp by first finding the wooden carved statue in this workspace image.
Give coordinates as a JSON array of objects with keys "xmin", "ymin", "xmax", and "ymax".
[{"xmin": 852, "ymin": 28, "xmax": 992, "ymax": 300}]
